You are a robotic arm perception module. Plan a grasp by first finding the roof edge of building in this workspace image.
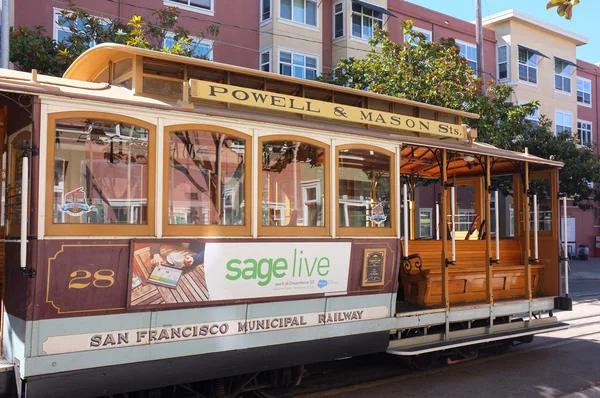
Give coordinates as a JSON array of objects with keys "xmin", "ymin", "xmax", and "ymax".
[{"xmin": 481, "ymin": 9, "xmax": 588, "ymax": 46}]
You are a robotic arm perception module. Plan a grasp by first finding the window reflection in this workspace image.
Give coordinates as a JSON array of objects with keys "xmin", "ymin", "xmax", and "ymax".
[
  {"xmin": 261, "ymin": 140, "xmax": 325, "ymax": 227},
  {"xmin": 53, "ymin": 118, "xmax": 149, "ymax": 224},
  {"xmin": 168, "ymin": 130, "xmax": 246, "ymax": 226},
  {"xmin": 338, "ymin": 148, "xmax": 391, "ymax": 228},
  {"xmin": 530, "ymin": 179, "xmax": 552, "ymax": 232}
]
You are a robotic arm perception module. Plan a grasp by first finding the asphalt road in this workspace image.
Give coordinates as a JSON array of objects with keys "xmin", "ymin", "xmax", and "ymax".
[{"xmin": 288, "ymin": 259, "xmax": 600, "ymax": 398}]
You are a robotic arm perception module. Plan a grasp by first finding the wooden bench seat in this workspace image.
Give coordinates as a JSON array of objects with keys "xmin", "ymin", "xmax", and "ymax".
[{"xmin": 400, "ymin": 240, "xmax": 544, "ymax": 306}]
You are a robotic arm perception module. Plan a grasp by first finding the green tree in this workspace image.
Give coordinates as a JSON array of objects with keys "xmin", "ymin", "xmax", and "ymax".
[
  {"xmin": 547, "ymin": 0, "xmax": 580, "ymax": 20},
  {"xmin": 10, "ymin": 1, "xmax": 219, "ymax": 76},
  {"xmin": 323, "ymin": 21, "xmax": 600, "ymax": 209}
]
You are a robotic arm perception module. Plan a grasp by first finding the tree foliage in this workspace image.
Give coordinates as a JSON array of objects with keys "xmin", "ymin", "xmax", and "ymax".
[
  {"xmin": 547, "ymin": 0, "xmax": 580, "ymax": 20},
  {"xmin": 323, "ymin": 20, "xmax": 600, "ymax": 210},
  {"xmin": 9, "ymin": 1, "xmax": 219, "ymax": 76}
]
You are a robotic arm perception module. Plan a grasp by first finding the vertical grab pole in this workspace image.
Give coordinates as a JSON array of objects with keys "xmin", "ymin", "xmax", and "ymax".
[
  {"xmin": 450, "ymin": 186, "xmax": 456, "ymax": 263},
  {"xmin": 20, "ymin": 152, "xmax": 29, "ymax": 269},
  {"xmin": 533, "ymin": 194, "xmax": 539, "ymax": 261},
  {"xmin": 563, "ymin": 196, "xmax": 569, "ymax": 296},
  {"xmin": 441, "ymin": 149, "xmax": 450, "ymax": 313},
  {"xmin": 403, "ymin": 184, "xmax": 409, "ymax": 258},
  {"xmin": 435, "ymin": 201, "xmax": 440, "ymax": 241},
  {"xmin": 495, "ymin": 190, "xmax": 500, "ymax": 262},
  {"xmin": 485, "ymin": 156, "xmax": 493, "ymax": 305}
]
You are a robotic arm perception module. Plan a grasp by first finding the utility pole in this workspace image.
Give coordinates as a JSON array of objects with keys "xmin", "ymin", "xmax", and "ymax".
[
  {"xmin": 475, "ymin": 0, "xmax": 483, "ymax": 80},
  {"xmin": 0, "ymin": 0, "xmax": 8, "ymax": 69}
]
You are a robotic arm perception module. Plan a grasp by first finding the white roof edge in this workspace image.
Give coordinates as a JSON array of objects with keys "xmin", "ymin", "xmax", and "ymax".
[{"xmin": 481, "ymin": 9, "xmax": 588, "ymax": 46}]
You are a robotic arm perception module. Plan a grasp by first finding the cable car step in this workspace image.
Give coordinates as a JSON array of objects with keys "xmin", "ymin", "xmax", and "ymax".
[
  {"xmin": 0, "ymin": 357, "xmax": 14, "ymax": 373},
  {"xmin": 386, "ymin": 322, "xmax": 569, "ymax": 356}
]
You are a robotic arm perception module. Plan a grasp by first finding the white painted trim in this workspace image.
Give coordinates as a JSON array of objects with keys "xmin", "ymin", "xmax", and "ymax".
[
  {"xmin": 395, "ymin": 145, "xmax": 401, "ymax": 238},
  {"xmin": 156, "ymin": 117, "xmax": 164, "ymax": 238},
  {"xmin": 252, "ymin": 129, "xmax": 259, "ymax": 238},
  {"xmin": 350, "ymin": 1, "xmax": 384, "ymax": 41},
  {"xmin": 163, "ymin": 0, "xmax": 215, "ymax": 16},
  {"xmin": 577, "ymin": 119, "xmax": 593, "ymax": 146},
  {"xmin": 555, "ymin": 109, "xmax": 574, "ymax": 135},
  {"xmin": 481, "ymin": 9, "xmax": 588, "ymax": 45},
  {"xmin": 38, "ymin": 106, "xmax": 48, "ymax": 239},
  {"xmin": 330, "ymin": 139, "xmax": 336, "ymax": 238}
]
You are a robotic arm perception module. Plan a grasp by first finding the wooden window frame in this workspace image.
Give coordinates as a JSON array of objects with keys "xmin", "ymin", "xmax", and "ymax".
[
  {"xmin": 336, "ymin": 144, "xmax": 396, "ymax": 237},
  {"xmin": 163, "ymin": 124, "xmax": 252, "ymax": 236},
  {"xmin": 258, "ymin": 135, "xmax": 330, "ymax": 237},
  {"xmin": 45, "ymin": 112, "xmax": 156, "ymax": 237}
]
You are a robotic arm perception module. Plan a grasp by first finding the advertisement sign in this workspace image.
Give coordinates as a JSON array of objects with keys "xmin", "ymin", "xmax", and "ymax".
[{"xmin": 129, "ymin": 241, "xmax": 352, "ymax": 307}]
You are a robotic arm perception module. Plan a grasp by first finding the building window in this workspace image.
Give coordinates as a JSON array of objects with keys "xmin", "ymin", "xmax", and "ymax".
[
  {"xmin": 261, "ymin": 0, "xmax": 272, "ymax": 22},
  {"xmin": 166, "ymin": 128, "xmax": 248, "ymax": 234},
  {"xmin": 404, "ymin": 27, "xmax": 432, "ymax": 45},
  {"xmin": 165, "ymin": 0, "xmax": 214, "ymax": 14},
  {"xmin": 555, "ymin": 58, "xmax": 572, "ymax": 93},
  {"xmin": 419, "ymin": 208, "xmax": 432, "ymax": 237},
  {"xmin": 279, "ymin": 50, "xmax": 318, "ymax": 80},
  {"xmin": 164, "ymin": 34, "xmax": 213, "ymax": 60},
  {"xmin": 456, "ymin": 40, "xmax": 477, "ymax": 73},
  {"xmin": 280, "ymin": 0, "xmax": 317, "ymax": 27},
  {"xmin": 556, "ymin": 111, "xmax": 573, "ymax": 134},
  {"xmin": 497, "ymin": 45, "xmax": 509, "ymax": 81},
  {"xmin": 577, "ymin": 77, "xmax": 592, "ymax": 106},
  {"xmin": 518, "ymin": 46, "xmax": 537, "ymax": 84},
  {"xmin": 351, "ymin": 2, "xmax": 383, "ymax": 40},
  {"xmin": 260, "ymin": 49, "xmax": 271, "ymax": 72},
  {"xmin": 578, "ymin": 121, "xmax": 593, "ymax": 146},
  {"xmin": 260, "ymin": 138, "xmax": 328, "ymax": 236},
  {"xmin": 520, "ymin": 102, "xmax": 539, "ymax": 127},
  {"xmin": 48, "ymin": 114, "xmax": 155, "ymax": 236},
  {"xmin": 338, "ymin": 147, "xmax": 393, "ymax": 234},
  {"xmin": 53, "ymin": 8, "xmax": 107, "ymax": 45},
  {"xmin": 334, "ymin": 2, "xmax": 344, "ymax": 39}
]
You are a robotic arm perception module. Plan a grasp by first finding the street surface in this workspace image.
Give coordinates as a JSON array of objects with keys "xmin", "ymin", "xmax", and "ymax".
[{"xmin": 289, "ymin": 258, "xmax": 600, "ymax": 398}]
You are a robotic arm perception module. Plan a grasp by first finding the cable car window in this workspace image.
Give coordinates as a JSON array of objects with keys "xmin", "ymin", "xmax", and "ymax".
[
  {"xmin": 167, "ymin": 129, "xmax": 246, "ymax": 227},
  {"xmin": 338, "ymin": 148, "xmax": 392, "ymax": 229},
  {"xmin": 261, "ymin": 139, "xmax": 326, "ymax": 228},
  {"xmin": 52, "ymin": 117, "xmax": 150, "ymax": 226}
]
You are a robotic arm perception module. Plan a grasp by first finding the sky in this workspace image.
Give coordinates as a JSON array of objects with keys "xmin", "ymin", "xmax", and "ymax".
[{"xmin": 407, "ymin": 0, "xmax": 599, "ymax": 63}]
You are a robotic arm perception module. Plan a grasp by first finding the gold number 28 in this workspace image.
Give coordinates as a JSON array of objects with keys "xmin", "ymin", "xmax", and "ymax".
[{"xmin": 68, "ymin": 269, "xmax": 115, "ymax": 289}]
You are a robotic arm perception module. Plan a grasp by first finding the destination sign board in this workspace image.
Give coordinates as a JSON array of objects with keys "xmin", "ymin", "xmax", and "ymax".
[{"xmin": 190, "ymin": 80, "xmax": 467, "ymax": 140}]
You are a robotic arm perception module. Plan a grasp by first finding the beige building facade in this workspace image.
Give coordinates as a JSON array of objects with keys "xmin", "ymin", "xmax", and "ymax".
[{"xmin": 483, "ymin": 10, "xmax": 588, "ymax": 133}]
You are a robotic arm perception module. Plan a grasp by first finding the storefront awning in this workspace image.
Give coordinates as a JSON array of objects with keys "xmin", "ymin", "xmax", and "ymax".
[{"xmin": 353, "ymin": 0, "xmax": 396, "ymax": 18}]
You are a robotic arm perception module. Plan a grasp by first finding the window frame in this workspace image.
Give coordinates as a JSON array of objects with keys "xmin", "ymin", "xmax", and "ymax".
[
  {"xmin": 53, "ymin": 7, "xmax": 109, "ymax": 45},
  {"xmin": 577, "ymin": 77, "xmax": 592, "ymax": 106},
  {"xmin": 335, "ymin": 144, "xmax": 396, "ymax": 237},
  {"xmin": 163, "ymin": 0, "xmax": 215, "ymax": 16},
  {"xmin": 260, "ymin": 48, "xmax": 272, "ymax": 72},
  {"xmin": 456, "ymin": 39, "xmax": 477, "ymax": 74},
  {"xmin": 518, "ymin": 46, "xmax": 538, "ymax": 85},
  {"xmin": 261, "ymin": 0, "xmax": 272, "ymax": 23},
  {"xmin": 163, "ymin": 124, "xmax": 252, "ymax": 237},
  {"xmin": 278, "ymin": 47, "xmax": 319, "ymax": 80},
  {"xmin": 555, "ymin": 110, "xmax": 574, "ymax": 135},
  {"xmin": 279, "ymin": 0, "xmax": 318, "ymax": 28},
  {"xmin": 258, "ymin": 135, "xmax": 330, "ymax": 237},
  {"xmin": 45, "ymin": 112, "xmax": 156, "ymax": 237},
  {"xmin": 554, "ymin": 58, "xmax": 572, "ymax": 94},
  {"xmin": 404, "ymin": 26, "xmax": 432, "ymax": 45},
  {"xmin": 351, "ymin": 1, "xmax": 383, "ymax": 41},
  {"xmin": 496, "ymin": 44, "xmax": 509, "ymax": 82},
  {"xmin": 163, "ymin": 32, "xmax": 214, "ymax": 60},
  {"xmin": 333, "ymin": 1, "xmax": 344, "ymax": 40},
  {"xmin": 578, "ymin": 120, "xmax": 593, "ymax": 147}
]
